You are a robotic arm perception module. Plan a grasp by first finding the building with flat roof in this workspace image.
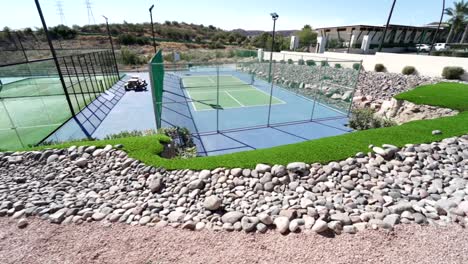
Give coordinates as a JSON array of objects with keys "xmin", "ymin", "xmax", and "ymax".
[{"xmin": 314, "ymin": 24, "xmax": 448, "ymax": 53}]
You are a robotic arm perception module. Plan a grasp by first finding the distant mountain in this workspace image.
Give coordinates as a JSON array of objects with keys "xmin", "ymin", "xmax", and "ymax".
[{"xmin": 231, "ymin": 29, "xmax": 299, "ymax": 37}]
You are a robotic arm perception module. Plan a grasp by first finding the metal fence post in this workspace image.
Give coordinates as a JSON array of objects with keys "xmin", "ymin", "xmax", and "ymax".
[
  {"xmin": 216, "ymin": 64, "xmax": 220, "ymax": 133},
  {"xmin": 87, "ymin": 53, "xmax": 102, "ymax": 94},
  {"xmin": 94, "ymin": 52, "xmax": 111, "ymax": 90},
  {"xmin": 266, "ymin": 63, "xmax": 275, "ymax": 127},
  {"xmin": 347, "ymin": 60, "xmax": 363, "ymax": 116},
  {"xmin": 34, "ymin": 0, "xmax": 76, "ymax": 116},
  {"xmin": 82, "ymin": 54, "xmax": 98, "ymax": 99},
  {"xmin": 310, "ymin": 63, "xmax": 324, "ymax": 121},
  {"xmin": 61, "ymin": 57, "xmax": 81, "ymax": 110},
  {"xmin": 70, "ymin": 55, "xmax": 88, "ymax": 109},
  {"xmin": 76, "ymin": 55, "xmax": 93, "ymax": 104}
]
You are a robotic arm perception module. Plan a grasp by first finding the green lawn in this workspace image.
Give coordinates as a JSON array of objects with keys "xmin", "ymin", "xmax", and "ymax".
[
  {"xmin": 395, "ymin": 82, "xmax": 468, "ymax": 112},
  {"xmin": 20, "ymin": 82, "xmax": 468, "ymax": 170}
]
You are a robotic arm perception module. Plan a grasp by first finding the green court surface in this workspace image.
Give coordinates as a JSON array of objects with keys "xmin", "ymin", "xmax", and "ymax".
[
  {"xmin": 0, "ymin": 76, "xmax": 110, "ymax": 149},
  {"xmin": 0, "ymin": 76, "xmax": 109, "ymax": 98},
  {"xmin": 182, "ymin": 75, "xmax": 284, "ymax": 111}
]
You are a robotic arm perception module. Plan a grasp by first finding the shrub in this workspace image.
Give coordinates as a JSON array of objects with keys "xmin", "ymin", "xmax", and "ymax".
[
  {"xmin": 120, "ymin": 48, "xmax": 146, "ymax": 65},
  {"xmin": 306, "ymin": 60, "xmax": 316, "ymax": 66},
  {"xmin": 451, "ymin": 51, "xmax": 468, "ymax": 58},
  {"xmin": 349, "ymin": 108, "xmax": 396, "ymax": 131},
  {"xmin": 287, "ymin": 59, "xmax": 294, "ymax": 64},
  {"xmin": 321, "ymin": 61, "xmax": 329, "ymax": 67},
  {"xmin": 402, "ymin": 66, "xmax": 416, "ymax": 75},
  {"xmin": 442, "ymin": 66, "xmax": 465, "ymax": 80},
  {"xmin": 374, "ymin": 63, "xmax": 385, "ymax": 72},
  {"xmin": 353, "ymin": 63, "xmax": 361, "ymax": 71},
  {"xmin": 298, "ymin": 59, "xmax": 305, "ymax": 65},
  {"xmin": 280, "ymin": 60, "xmax": 286, "ymax": 64},
  {"xmin": 334, "ymin": 63, "xmax": 342, "ymax": 69}
]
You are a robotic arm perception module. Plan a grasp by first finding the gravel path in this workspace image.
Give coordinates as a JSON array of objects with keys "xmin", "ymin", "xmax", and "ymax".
[{"xmin": 1, "ymin": 218, "xmax": 467, "ymax": 264}]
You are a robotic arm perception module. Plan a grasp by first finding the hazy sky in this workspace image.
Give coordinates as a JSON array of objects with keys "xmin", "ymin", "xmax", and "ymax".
[{"xmin": 1, "ymin": 0, "xmax": 455, "ymax": 31}]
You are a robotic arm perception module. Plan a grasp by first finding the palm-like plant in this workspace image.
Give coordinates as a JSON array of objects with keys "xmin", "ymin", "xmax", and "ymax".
[
  {"xmin": 444, "ymin": 0, "xmax": 468, "ymax": 43},
  {"xmin": 461, "ymin": 15, "xmax": 468, "ymax": 43}
]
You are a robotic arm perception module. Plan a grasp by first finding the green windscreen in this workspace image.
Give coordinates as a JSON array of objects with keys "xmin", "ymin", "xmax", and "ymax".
[{"xmin": 149, "ymin": 50, "xmax": 164, "ymax": 128}]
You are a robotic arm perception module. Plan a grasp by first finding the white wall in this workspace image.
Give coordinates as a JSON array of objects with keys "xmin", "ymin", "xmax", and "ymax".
[{"xmin": 262, "ymin": 51, "xmax": 468, "ymax": 80}]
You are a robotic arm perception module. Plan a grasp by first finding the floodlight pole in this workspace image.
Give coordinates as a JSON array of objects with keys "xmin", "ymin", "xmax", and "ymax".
[
  {"xmin": 378, "ymin": 0, "xmax": 397, "ymax": 52},
  {"xmin": 267, "ymin": 15, "xmax": 278, "ymax": 83},
  {"xmin": 267, "ymin": 13, "xmax": 278, "ymax": 127},
  {"xmin": 34, "ymin": 0, "xmax": 76, "ymax": 116},
  {"xmin": 149, "ymin": 4, "xmax": 157, "ymax": 53},
  {"xmin": 103, "ymin": 15, "xmax": 120, "ymax": 77},
  {"xmin": 429, "ymin": 0, "xmax": 445, "ymax": 55}
]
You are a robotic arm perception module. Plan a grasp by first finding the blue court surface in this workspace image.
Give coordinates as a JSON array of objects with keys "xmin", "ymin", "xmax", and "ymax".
[{"xmin": 46, "ymin": 71, "xmax": 352, "ymax": 156}]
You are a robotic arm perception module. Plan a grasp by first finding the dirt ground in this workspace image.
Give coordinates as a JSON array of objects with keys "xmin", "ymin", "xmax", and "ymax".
[{"xmin": 0, "ymin": 218, "xmax": 467, "ymax": 264}]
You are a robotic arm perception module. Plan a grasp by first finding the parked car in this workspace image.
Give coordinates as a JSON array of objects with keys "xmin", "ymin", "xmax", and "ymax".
[
  {"xmin": 416, "ymin": 44, "xmax": 430, "ymax": 52},
  {"xmin": 434, "ymin": 43, "xmax": 450, "ymax": 51}
]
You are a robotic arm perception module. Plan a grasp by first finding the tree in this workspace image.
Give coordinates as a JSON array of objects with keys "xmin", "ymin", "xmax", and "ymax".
[
  {"xmin": 297, "ymin": 25, "xmax": 318, "ymax": 50},
  {"xmin": 48, "ymin": 25, "xmax": 77, "ymax": 40},
  {"xmin": 444, "ymin": 0, "xmax": 468, "ymax": 43}
]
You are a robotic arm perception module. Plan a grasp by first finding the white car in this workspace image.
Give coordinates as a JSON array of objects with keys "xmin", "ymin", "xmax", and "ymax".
[
  {"xmin": 416, "ymin": 44, "xmax": 430, "ymax": 52},
  {"xmin": 434, "ymin": 43, "xmax": 449, "ymax": 51}
]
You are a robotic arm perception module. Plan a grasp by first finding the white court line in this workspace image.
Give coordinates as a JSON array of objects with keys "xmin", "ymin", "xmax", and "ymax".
[
  {"xmin": 229, "ymin": 89, "xmax": 287, "ymax": 105},
  {"xmin": 193, "ymin": 100, "xmax": 287, "ymax": 112},
  {"xmin": 184, "ymin": 88, "xmax": 199, "ymax": 112},
  {"xmin": 224, "ymin": 91, "xmax": 245, "ymax": 107},
  {"xmin": 207, "ymin": 77, "xmax": 216, "ymax": 84}
]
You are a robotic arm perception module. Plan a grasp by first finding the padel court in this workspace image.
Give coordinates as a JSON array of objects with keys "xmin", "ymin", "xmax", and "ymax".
[{"xmin": 182, "ymin": 75, "xmax": 284, "ymax": 111}]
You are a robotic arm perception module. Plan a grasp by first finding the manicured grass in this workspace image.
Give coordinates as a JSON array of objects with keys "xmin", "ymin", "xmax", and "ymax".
[
  {"xmin": 19, "ymin": 82, "xmax": 468, "ymax": 170},
  {"xmin": 395, "ymin": 82, "xmax": 468, "ymax": 112}
]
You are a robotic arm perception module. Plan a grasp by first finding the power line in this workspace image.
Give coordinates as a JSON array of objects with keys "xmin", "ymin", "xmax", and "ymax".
[
  {"xmin": 55, "ymin": 0, "xmax": 67, "ymax": 25},
  {"xmin": 85, "ymin": 0, "xmax": 96, "ymax": 25}
]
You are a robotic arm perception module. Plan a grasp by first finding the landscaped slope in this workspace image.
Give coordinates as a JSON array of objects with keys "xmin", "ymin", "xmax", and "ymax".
[
  {"xmin": 23, "ymin": 82, "xmax": 468, "ymax": 170},
  {"xmin": 395, "ymin": 82, "xmax": 468, "ymax": 111}
]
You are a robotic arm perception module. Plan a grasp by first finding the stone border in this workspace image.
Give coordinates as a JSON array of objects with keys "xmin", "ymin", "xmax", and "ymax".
[{"xmin": 1, "ymin": 135, "xmax": 467, "ymax": 235}]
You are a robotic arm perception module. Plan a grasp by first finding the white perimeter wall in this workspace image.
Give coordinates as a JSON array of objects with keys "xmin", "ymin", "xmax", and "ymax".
[{"xmin": 262, "ymin": 51, "xmax": 468, "ymax": 81}]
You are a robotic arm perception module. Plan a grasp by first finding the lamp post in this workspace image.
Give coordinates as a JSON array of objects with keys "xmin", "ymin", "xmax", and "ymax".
[
  {"xmin": 266, "ymin": 12, "xmax": 279, "ymax": 127},
  {"xmin": 378, "ymin": 0, "xmax": 397, "ymax": 52},
  {"xmin": 429, "ymin": 0, "xmax": 445, "ymax": 55},
  {"xmin": 149, "ymin": 4, "xmax": 157, "ymax": 53},
  {"xmin": 102, "ymin": 15, "xmax": 120, "ymax": 77},
  {"xmin": 267, "ymin": 12, "xmax": 279, "ymax": 83}
]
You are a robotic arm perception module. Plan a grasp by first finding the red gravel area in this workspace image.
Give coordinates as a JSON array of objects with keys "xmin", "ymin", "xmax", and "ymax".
[{"xmin": 1, "ymin": 218, "xmax": 467, "ymax": 264}]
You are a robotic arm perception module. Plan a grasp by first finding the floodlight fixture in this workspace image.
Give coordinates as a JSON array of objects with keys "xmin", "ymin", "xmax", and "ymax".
[
  {"xmin": 267, "ymin": 12, "xmax": 279, "ymax": 126},
  {"xmin": 102, "ymin": 15, "xmax": 119, "ymax": 76},
  {"xmin": 149, "ymin": 3, "xmax": 157, "ymax": 53}
]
